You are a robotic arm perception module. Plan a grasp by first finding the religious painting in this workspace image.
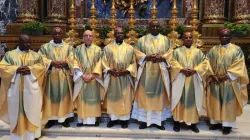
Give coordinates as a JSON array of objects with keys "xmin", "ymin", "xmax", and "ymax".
[{"xmin": 84, "ymin": 0, "xmax": 183, "ymax": 19}]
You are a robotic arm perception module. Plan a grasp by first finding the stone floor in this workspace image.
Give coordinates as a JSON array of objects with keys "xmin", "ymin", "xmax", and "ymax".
[
  {"xmin": 0, "ymin": 105, "xmax": 250, "ymax": 140},
  {"xmin": 0, "ymin": 136, "xmax": 182, "ymax": 140}
]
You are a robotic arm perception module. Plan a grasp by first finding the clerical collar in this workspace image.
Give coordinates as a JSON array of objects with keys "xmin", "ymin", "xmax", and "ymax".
[
  {"xmin": 184, "ymin": 46, "xmax": 192, "ymax": 50},
  {"xmin": 221, "ymin": 43, "xmax": 230, "ymax": 48},
  {"xmin": 150, "ymin": 34, "xmax": 160, "ymax": 39},
  {"xmin": 84, "ymin": 44, "xmax": 92, "ymax": 48},
  {"xmin": 16, "ymin": 47, "xmax": 29, "ymax": 53},
  {"xmin": 49, "ymin": 40, "xmax": 64, "ymax": 47},
  {"xmin": 115, "ymin": 40, "xmax": 124, "ymax": 45}
]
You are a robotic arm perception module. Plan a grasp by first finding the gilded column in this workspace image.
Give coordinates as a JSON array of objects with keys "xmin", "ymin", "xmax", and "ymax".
[
  {"xmin": 89, "ymin": 0, "xmax": 101, "ymax": 45},
  {"xmin": 190, "ymin": 0, "xmax": 203, "ymax": 48},
  {"xmin": 104, "ymin": 0, "xmax": 117, "ymax": 45},
  {"xmin": 168, "ymin": 0, "xmax": 182, "ymax": 48},
  {"xmin": 16, "ymin": 0, "xmax": 39, "ymax": 22},
  {"xmin": 46, "ymin": 0, "xmax": 67, "ymax": 23},
  {"xmin": 125, "ymin": 0, "xmax": 138, "ymax": 45},
  {"xmin": 233, "ymin": 0, "xmax": 250, "ymax": 23},
  {"xmin": 203, "ymin": 0, "xmax": 225, "ymax": 23},
  {"xmin": 150, "ymin": 0, "xmax": 157, "ymax": 20},
  {"xmin": 64, "ymin": 0, "xmax": 82, "ymax": 47}
]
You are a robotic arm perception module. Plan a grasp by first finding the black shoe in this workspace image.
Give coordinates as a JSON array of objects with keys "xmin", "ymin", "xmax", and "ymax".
[
  {"xmin": 34, "ymin": 138, "xmax": 39, "ymax": 140},
  {"xmin": 121, "ymin": 121, "xmax": 128, "ymax": 129},
  {"xmin": 95, "ymin": 121, "xmax": 99, "ymax": 127},
  {"xmin": 61, "ymin": 121, "xmax": 70, "ymax": 127},
  {"xmin": 139, "ymin": 122, "xmax": 147, "ymax": 129},
  {"xmin": 222, "ymin": 127, "xmax": 232, "ymax": 135},
  {"xmin": 173, "ymin": 121, "xmax": 180, "ymax": 132},
  {"xmin": 44, "ymin": 120, "xmax": 56, "ymax": 129},
  {"xmin": 77, "ymin": 123, "xmax": 83, "ymax": 127},
  {"xmin": 191, "ymin": 124, "xmax": 199, "ymax": 133},
  {"xmin": 107, "ymin": 120, "xmax": 117, "ymax": 128},
  {"xmin": 209, "ymin": 124, "xmax": 222, "ymax": 130},
  {"xmin": 155, "ymin": 124, "xmax": 165, "ymax": 130}
]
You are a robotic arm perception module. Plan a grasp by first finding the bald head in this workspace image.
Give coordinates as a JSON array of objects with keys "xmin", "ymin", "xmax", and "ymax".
[
  {"xmin": 83, "ymin": 30, "xmax": 93, "ymax": 46},
  {"xmin": 19, "ymin": 34, "xmax": 30, "ymax": 51},
  {"xmin": 83, "ymin": 30, "xmax": 92, "ymax": 36},
  {"xmin": 52, "ymin": 27, "xmax": 63, "ymax": 34},
  {"xmin": 149, "ymin": 20, "xmax": 160, "ymax": 26},
  {"xmin": 149, "ymin": 20, "xmax": 160, "ymax": 36},
  {"xmin": 114, "ymin": 26, "xmax": 124, "ymax": 43},
  {"xmin": 19, "ymin": 34, "xmax": 29, "ymax": 42},
  {"xmin": 52, "ymin": 27, "xmax": 63, "ymax": 43}
]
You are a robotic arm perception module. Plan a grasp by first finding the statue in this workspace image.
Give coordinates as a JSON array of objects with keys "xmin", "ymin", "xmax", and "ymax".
[{"xmin": 184, "ymin": 0, "xmax": 193, "ymax": 25}]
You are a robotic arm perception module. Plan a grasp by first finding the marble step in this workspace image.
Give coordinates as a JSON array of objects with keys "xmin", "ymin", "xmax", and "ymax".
[
  {"xmin": 0, "ymin": 135, "xmax": 203, "ymax": 140},
  {"xmin": 1, "ymin": 108, "xmax": 250, "ymax": 140},
  {"xmin": 40, "ymin": 121, "xmax": 250, "ymax": 140}
]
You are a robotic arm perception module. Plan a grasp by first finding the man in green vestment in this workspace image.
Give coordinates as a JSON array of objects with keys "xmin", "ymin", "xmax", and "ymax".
[
  {"xmin": 170, "ymin": 31, "xmax": 212, "ymax": 133},
  {"xmin": 39, "ymin": 27, "xmax": 74, "ymax": 128},
  {"xmin": 131, "ymin": 20, "xmax": 172, "ymax": 130},
  {"xmin": 0, "ymin": 34, "xmax": 45, "ymax": 140},
  {"xmin": 206, "ymin": 29, "xmax": 249, "ymax": 135},
  {"xmin": 102, "ymin": 26, "xmax": 137, "ymax": 128},
  {"xmin": 72, "ymin": 30, "xmax": 103, "ymax": 127}
]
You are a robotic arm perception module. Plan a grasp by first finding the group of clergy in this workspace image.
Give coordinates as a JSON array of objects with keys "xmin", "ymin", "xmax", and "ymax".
[{"xmin": 0, "ymin": 19, "xmax": 248, "ymax": 140}]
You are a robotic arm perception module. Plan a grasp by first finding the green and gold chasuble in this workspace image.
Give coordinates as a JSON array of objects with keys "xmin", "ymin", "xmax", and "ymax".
[
  {"xmin": 102, "ymin": 42, "xmax": 137, "ymax": 116},
  {"xmin": 38, "ymin": 41, "xmax": 74, "ymax": 120},
  {"xmin": 72, "ymin": 44, "xmax": 103, "ymax": 119},
  {"xmin": 0, "ymin": 48, "xmax": 45, "ymax": 136},
  {"xmin": 134, "ymin": 34, "xmax": 172, "ymax": 111},
  {"xmin": 170, "ymin": 46, "xmax": 212, "ymax": 124},
  {"xmin": 206, "ymin": 43, "xmax": 248, "ymax": 122}
]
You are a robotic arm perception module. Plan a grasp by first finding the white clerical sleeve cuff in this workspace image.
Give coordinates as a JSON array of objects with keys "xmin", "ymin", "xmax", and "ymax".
[
  {"xmin": 165, "ymin": 61, "xmax": 170, "ymax": 68},
  {"xmin": 227, "ymin": 72, "xmax": 238, "ymax": 81},
  {"xmin": 138, "ymin": 56, "xmax": 146, "ymax": 66},
  {"xmin": 104, "ymin": 67, "xmax": 111, "ymax": 74},
  {"xmin": 73, "ymin": 69, "xmax": 83, "ymax": 82}
]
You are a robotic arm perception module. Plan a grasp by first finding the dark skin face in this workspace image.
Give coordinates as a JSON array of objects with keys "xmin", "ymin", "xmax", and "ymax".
[
  {"xmin": 108, "ymin": 28, "xmax": 131, "ymax": 76},
  {"xmin": 149, "ymin": 20, "xmax": 160, "ymax": 36},
  {"xmin": 50, "ymin": 28, "xmax": 69, "ymax": 69},
  {"xmin": 19, "ymin": 35, "xmax": 31, "ymax": 51},
  {"xmin": 182, "ymin": 32, "xmax": 193, "ymax": 48},
  {"xmin": 210, "ymin": 31, "xmax": 232, "ymax": 83},
  {"xmin": 219, "ymin": 31, "xmax": 232, "ymax": 45},
  {"xmin": 16, "ymin": 34, "xmax": 31, "ymax": 75},
  {"xmin": 52, "ymin": 28, "xmax": 63, "ymax": 43},
  {"xmin": 179, "ymin": 32, "xmax": 196, "ymax": 77},
  {"xmin": 115, "ymin": 28, "xmax": 124, "ymax": 43}
]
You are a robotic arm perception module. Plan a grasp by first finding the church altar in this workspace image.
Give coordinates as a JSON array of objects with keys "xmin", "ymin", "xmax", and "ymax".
[{"xmin": 0, "ymin": 0, "xmax": 250, "ymax": 53}]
